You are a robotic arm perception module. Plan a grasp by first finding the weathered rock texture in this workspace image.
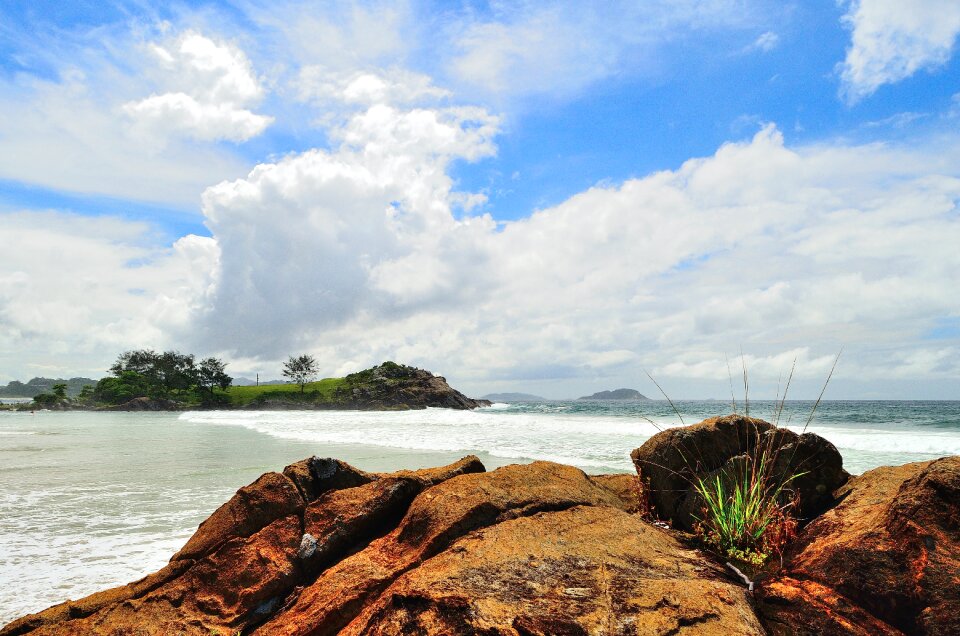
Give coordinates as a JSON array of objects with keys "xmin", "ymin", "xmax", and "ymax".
[
  {"xmin": 631, "ymin": 414, "xmax": 849, "ymax": 530},
  {"xmin": 2, "ymin": 457, "xmax": 764, "ymax": 635},
  {"xmin": 756, "ymin": 456, "xmax": 960, "ymax": 636}
]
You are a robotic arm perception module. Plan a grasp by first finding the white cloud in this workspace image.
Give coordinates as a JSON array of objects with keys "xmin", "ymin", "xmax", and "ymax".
[
  {"xmin": 123, "ymin": 32, "xmax": 273, "ymax": 142},
  {"xmin": 0, "ymin": 73, "xmax": 248, "ymax": 207},
  {"xmin": 0, "ymin": 212, "xmax": 218, "ymax": 382},
  {"xmin": 187, "ymin": 98, "xmax": 500, "ymax": 354},
  {"xmin": 297, "ymin": 67, "xmax": 450, "ymax": 107},
  {"xmin": 746, "ymin": 31, "xmax": 779, "ymax": 53},
  {"xmin": 444, "ymin": 1, "xmax": 762, "ymax": 100},
  {"xmin": 840, "ymin": 0, "xmax": 960, "ymax": 103}
]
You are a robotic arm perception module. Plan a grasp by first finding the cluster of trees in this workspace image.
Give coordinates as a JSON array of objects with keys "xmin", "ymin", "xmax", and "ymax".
[
  {"xmin": 93, "ymin": 350, "xmax": 232, "ymax": 405},
  {"xmin": 32, "ymin": 382, "xmax": 94, "ymax": 407},
  {"xmin": 23, "ymin": 350, "xmax": 323, "ymax": 408}
]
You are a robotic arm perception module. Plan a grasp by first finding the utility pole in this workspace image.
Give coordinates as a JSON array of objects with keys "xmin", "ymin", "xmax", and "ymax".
[{"xmin": 256, "ymin": 372, "xmax": 259, "ymax": 387}]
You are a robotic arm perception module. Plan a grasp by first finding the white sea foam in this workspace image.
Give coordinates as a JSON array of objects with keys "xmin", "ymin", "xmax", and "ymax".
[
  {"xmin": 179, "ymin": 408, "xmax": 680, "ymax": 471},
  {"xmin": 179, "ymin": 408, "xmax": 960, "ymax": 473}
]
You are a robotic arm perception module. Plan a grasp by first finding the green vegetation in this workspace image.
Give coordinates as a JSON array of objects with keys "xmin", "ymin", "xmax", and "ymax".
[
  {"xmin": 224, "ymin": 361, "xmax": 420, "ymax": 408},
  {"xmin": 226, "ymin": 377, "xmax": 345, "ymax": 406},
  {"xmin": 12, "ymin": 356, "xmax": 436, "ymax": 411},
  {"xmin": 91, "ymin": 349, "xmax": 232, "ymax": 407},
  {"xmin": 0, "ymin": 376, "xmax": 98, "ymax": 398},
  {"xmin": 282, "ymin": 354, "xmax": 319, "ymax": 393},
  {"xmin": 691, "ymin": 446, "xmax": 802, "ymax": 567}
]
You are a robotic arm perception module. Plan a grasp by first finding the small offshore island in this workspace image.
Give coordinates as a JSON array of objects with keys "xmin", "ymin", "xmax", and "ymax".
[{"xmin": 578, "ymin": 388, "xmax": 649, "ymax": 400}]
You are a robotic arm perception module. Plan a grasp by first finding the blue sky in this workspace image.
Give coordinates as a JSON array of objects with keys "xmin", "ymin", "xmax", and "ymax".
[{"xmin": 1, "ymin": 0, "xmax": 960, "ymax": 398}]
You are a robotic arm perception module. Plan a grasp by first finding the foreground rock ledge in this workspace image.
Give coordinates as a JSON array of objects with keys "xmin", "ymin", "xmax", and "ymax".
[
  {"xmin": 2, "ymin": 456, "xmax": 763, "ymax": 635},
  {"xmin": 5, "ymin": 440, "xmax": 957, "ymax": 635}
]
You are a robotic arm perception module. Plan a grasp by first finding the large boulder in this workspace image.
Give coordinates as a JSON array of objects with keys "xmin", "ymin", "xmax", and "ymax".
[
  {"xmin": 631, "ymin": 414, "xmax": 848, "ymax": 530},
  {"xmin": 756, "ymin": 456, "xmax": 960, "ymax": 635}
]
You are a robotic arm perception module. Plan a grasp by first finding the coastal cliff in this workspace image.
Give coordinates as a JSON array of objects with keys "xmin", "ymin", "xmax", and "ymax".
[{"xmin": 3, "ymin": 418, "xmax": 957, "ymax": 635}]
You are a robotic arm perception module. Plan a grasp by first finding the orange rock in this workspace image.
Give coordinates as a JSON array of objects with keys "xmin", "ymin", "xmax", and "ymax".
[
  {"xmin": 341, "ymin": 505, "xmax": 766, "ymax": 635},
  {"xmin": 756, "ymin": 456, "xmax": 960, "ymax": 635},
  {"xmin": 0, "ymin": 456, "xmax": 480, "ymax": 636},
  {"xmin": 252, "ymin": 461, "xmax": 629, "ymax": 636}
]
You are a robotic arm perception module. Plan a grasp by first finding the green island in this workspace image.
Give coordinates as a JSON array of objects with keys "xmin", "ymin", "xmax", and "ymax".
[{"xmin": 1, "ymin": 351, "xmax": 488, "ymax": 411}]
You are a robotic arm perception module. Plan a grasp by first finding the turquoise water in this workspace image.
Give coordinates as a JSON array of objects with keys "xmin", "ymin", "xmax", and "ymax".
[{"xmin": 1, "ymin": 401, "xmax": 958, "ymax": 623}]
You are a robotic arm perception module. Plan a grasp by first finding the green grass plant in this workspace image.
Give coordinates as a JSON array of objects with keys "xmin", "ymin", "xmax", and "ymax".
[{"xmin": 692, "ymin": 440, "xmax": 802, "ymax": 567}]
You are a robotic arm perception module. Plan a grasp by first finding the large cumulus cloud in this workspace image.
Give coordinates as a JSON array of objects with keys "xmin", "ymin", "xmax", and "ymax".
[{"xmin": 181, "ymin": 88, "xmax": 960, "ymax": 396}]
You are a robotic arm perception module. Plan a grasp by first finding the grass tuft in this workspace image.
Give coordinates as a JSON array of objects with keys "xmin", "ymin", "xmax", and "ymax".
[
  {"xmin": 641, "ymin": 351, "xmax": 840, "ymax": 569},
  {"xmin": 691, "ymin": 437, "xmax": 802, "ymax": 567}
]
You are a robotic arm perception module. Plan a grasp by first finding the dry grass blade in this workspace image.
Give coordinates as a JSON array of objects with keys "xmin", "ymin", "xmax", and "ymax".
[
  {"xmin": 740, "ymin": 348, "xmax": 749, "ymax": 418},
  {"xmin": 802, "ymin": 349, "xmax": 842, "ymax": 433},
  {"xmin": 726, "ymin": 354, "xmax": 738, "ymax": 415},
  {"xmin": 644, "ymin": 369, "xmax": 685, "ymax": 426}
]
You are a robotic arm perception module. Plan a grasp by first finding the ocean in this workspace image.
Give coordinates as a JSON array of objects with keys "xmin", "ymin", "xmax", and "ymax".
[{"xmin": 1, "ymin": 400, "xmax": 958, "ymax": 624}]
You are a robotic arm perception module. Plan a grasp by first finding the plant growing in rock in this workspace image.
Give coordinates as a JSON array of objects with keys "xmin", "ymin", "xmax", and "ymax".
[{"xmin": 639, "ymin": 353, "xmax": 840, "ymax": 568}]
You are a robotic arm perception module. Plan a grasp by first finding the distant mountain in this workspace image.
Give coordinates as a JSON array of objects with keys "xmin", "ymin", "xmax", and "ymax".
[
  {"xmin": 578, "ymin": 388, "xmax": 649, "ymax": 400},
  {"xmin": 232, "ymin": 377, "xmax": 292, "ymax": 387},
  {"xmin": 482, "ymin": 392, "xmax": 545, "ymax": 402},
  {"xmin": 0, "ymin": 377, "xmax": 98, "ymax": 398}
]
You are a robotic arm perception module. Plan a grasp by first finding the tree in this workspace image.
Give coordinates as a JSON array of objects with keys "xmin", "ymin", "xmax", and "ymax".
[
  {"xmin": 52, "ymin": 383, "xmax": 67, "ymax": 400},
  {"xmin": 195, "ymin": 357, "xmax": 232, "ymax": 402},
  {"xmin": 76, "ymin": 385, "xmax": 95, "ymax": 405},
  {"xmin": 283, "ymin": 354, "xmax": 318, "ymax": 393},
  {"xmin": 109, "ymin": 350, "xmax": 196, "ymax": 399}
]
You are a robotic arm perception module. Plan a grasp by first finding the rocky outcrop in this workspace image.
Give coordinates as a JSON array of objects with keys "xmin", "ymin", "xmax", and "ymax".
[
  {"xmin": 756, "ymin": 456, "xmax": 960, "ymax": 635},
  {"xmin": 631, "ymin": 414, "xmax": 849, "ymax": 530},
  {"xmin": 249, "ymin": 362, "xmax": 491, "ymax": 411},
  {"xmin": 1, "ymin": 458, "xmax": 763, "ymax": 636}
]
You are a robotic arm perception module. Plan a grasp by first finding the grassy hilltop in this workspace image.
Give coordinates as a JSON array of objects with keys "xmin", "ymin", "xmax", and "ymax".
[{"xmin": 227, "ymin": 361, "xmax": 486, "ymax": 411}]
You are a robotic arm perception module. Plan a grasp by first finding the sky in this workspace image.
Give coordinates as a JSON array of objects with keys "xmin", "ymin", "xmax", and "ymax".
[{"xmin": 1, "ymin": 0, "xmax": 959, "ymax": 399}]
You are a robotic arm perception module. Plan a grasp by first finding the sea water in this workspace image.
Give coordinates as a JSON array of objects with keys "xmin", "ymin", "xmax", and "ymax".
[{"xmin": 1, "ymin": 400, "xmax": 958, "ymax": 623}]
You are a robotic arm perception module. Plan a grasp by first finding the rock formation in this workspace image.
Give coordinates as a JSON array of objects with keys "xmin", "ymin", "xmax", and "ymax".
[
  {"xmin": 1, "ymin": 458, "xmax": 764, "ymax": 635},
  {"xmin": 631, "ymin": 414, "xmax": 849, "ymax": 530},
  {"xmin": 756, "ymin": 456, "xmax": 960, "ymax": 635},
  {"xmin": 248, "ymin": 362, "xmax": 491, "ymax": 411}
]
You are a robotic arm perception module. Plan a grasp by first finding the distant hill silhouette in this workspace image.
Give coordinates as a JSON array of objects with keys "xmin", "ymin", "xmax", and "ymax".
[
  {"xmin": 0, "ymin": 377, "xmax": 98, "ymax": 398},
  {"xmin": 578, "ymin": 388, "xmax": 648, "ymax": 400},
  {"xmin": 481, "ymin": 392, "xmax": 545, "ymax": 402}
]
